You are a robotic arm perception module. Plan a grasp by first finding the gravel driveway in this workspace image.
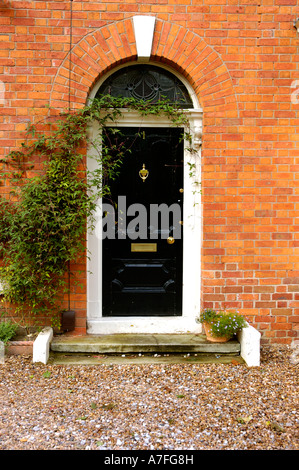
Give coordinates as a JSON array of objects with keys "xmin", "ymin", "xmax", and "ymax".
[{"xmin": 0, "ymin": 345, "xmax": 298, "ymax": 451}]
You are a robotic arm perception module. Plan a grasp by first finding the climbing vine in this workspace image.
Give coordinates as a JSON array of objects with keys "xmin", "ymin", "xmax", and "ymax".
[{"xmin": 0, "ymin": 95, "xmax": 197, "ymax": 328}]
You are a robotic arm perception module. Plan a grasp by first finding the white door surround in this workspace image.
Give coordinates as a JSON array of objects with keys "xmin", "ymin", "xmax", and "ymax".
[{"xmin": 86, "ymin": 67, "xmax": 203, "ymax": 335}]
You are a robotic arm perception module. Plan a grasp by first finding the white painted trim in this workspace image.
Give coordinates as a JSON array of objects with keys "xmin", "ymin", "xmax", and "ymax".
[
  {"xmin": 133, "ymin": 16, "xmax": 156, "ymax": 62},
  {"xmin": 87, "ymin": 108, "xmax": 203, "ymax": 334}
]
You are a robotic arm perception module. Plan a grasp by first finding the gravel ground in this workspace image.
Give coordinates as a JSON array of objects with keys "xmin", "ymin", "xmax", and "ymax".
[{"xmin": 0, "ymin": 345, "xmax": 298, "ymax": 451}]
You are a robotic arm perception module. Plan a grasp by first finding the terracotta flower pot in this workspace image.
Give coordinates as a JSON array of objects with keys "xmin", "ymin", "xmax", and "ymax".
[{"xmin": 203, "ymin": 321, "xmax": 232, "ymax": 343}]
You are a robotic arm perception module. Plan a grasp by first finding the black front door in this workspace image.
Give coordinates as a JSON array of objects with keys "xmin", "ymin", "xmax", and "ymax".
[{"xmin": 102, "ymin": 127, "xmax": 184, "ymax": 316}]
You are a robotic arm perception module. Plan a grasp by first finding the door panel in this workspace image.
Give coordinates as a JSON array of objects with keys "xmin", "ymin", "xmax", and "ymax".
[{"xmin": 102, "ymin": 127, "xmax": 183, "ymax": 316}]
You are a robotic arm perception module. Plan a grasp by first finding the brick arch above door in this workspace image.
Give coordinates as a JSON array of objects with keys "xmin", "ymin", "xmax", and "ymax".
[{"xmin": 49, "ymin": 16, "xmax": 238, "ymax": 120}]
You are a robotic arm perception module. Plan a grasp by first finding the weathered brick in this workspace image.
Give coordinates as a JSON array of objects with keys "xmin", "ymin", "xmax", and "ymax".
[{"xmin": 284, "ymin": 278, "xmax": 299, "ymax": 285}]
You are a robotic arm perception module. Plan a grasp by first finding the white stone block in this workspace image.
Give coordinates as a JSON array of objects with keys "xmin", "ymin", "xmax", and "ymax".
[
  {"xmin": 237, "ymin": 322, "xmax": 261, "ymax": 367},
  {"xmin": 0, "ymin": 341, "xmax": 4, "ymax": 364},
  {"xmin": 133, "ymin": 16, "xmax": 156, "ymax": 61},
  {"xmin": 290, "ymin": 340, "xmax": 299, "ymax": 365},
  {"xmin": 33, "ymin": 327, "xmax": 53, "ymax": 364}
]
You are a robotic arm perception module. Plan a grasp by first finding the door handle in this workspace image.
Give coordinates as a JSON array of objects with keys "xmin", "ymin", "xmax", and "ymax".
[{"xmin": 167, "ymin": 236, "xmax": 175, "ymax": 245}]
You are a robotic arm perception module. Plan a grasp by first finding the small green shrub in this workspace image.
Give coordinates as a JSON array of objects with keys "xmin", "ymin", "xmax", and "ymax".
[{"xmin": 0, "ymin": 318, "xmax": 18, "ymax": 344}]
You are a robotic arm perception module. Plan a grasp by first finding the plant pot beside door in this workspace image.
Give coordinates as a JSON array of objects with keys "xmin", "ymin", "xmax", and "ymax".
[
  {"xmin": 60, "ymin": 310, "xmax": 75, "ymax": 333},
  {"xmin": 202, "ymin": 321, "xmax": 232, "ymax": 343},
  {"xmin": 60, "ymin": 261, "xmax": 75, "ymax": 333},
  {"xmin": 199, "ymin": 308, "xmax": 247, "ymax": 343}
]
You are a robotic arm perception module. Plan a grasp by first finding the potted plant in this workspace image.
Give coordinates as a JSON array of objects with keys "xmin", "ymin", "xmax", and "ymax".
[{"xmin": 199, "ymin": 308, "xmax": 247, "ymax": 343}]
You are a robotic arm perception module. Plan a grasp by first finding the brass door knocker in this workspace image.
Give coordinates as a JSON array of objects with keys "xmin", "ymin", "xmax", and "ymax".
[{"xmin": 139, "ymin": 163, "xmax": 149, "ymax": 182}]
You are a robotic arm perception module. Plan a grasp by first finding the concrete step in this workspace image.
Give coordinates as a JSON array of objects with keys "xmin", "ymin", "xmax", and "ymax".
[
  {"xmin": 50, "ymin": 333, "xmax": 241, "ymax": 355},
  {"xmin": 48, "ymin": 352, "xmax": 244, "ymax": 365}
]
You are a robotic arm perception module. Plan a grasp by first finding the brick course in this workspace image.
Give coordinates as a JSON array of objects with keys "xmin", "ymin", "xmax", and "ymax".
[{"xmin": 0, "ymin": 0, "xmax": 299, "ymax": 343}]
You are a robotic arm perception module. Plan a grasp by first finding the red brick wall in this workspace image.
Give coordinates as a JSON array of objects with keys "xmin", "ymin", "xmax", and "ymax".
[{"xmin": 0, "ymin": 0, "xmax": 298, "ymax": 343}]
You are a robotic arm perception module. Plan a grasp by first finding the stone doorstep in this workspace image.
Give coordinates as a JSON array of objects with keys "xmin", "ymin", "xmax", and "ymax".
[
  {"xmin": 49, "ymin": 333, "xmax": 243, "ymax": 365},
  {"xmin": 2, "ymin": 323, "xmax": 261, "ymax": 367},
  {"xmin": 48, "ymin": 352, "xmax": 244, "ymax": 366},
  {"xmin": 50, "ymin": 333, "xmax": 241, "ymax": 355},
  {"xmin": 48, "ymin": 324, "xmax": 261, "ymax": 367}
]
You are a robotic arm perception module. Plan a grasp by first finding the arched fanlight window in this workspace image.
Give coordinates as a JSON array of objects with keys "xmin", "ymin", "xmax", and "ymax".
[{"xmin": 95, "ymin": 65, "xmax": 194, "ymax": 109}]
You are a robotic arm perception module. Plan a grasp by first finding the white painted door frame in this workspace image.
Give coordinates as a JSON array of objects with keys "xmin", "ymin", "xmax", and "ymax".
[{"xmin": 86, "ymin": 107, "xmax": 203, "ymax": 334}]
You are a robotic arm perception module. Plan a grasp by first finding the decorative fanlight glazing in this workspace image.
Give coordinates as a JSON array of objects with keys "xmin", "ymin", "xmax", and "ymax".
[{"xmin": 96, "ymin": 65, "xmax": 193, "ymax": 108}]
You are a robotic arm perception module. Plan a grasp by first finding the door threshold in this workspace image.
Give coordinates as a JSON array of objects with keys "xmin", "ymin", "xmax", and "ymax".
[{"xmin": 87, "ymin": 317, "xmax": 201, "ymax": 335}]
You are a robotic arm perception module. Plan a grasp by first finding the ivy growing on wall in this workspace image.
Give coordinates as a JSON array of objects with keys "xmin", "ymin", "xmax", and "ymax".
[{"xmin": 0, "ymin": 96, "xmax": 196, "ymax": 328}]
